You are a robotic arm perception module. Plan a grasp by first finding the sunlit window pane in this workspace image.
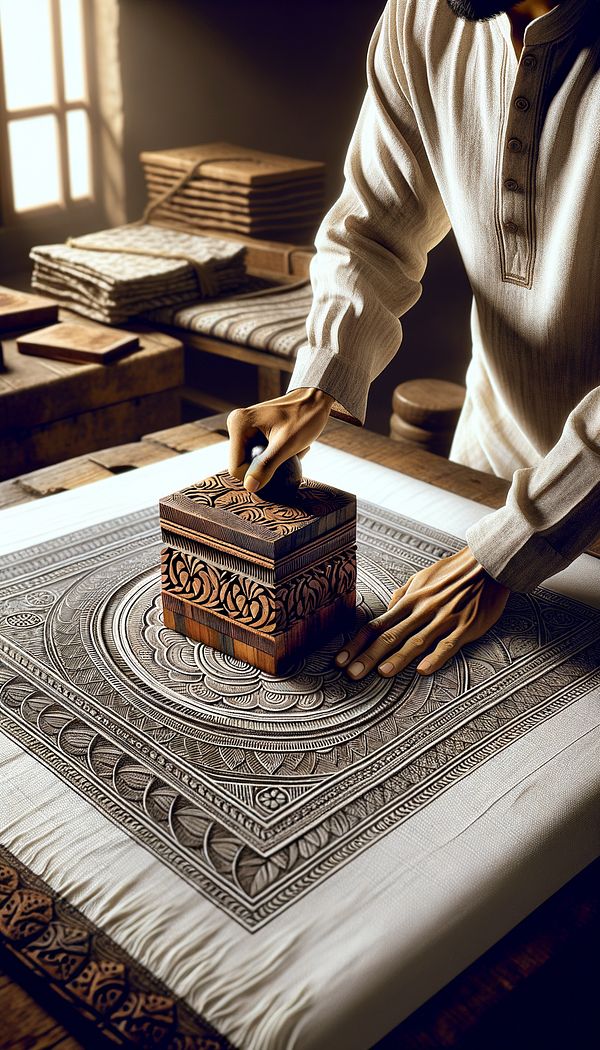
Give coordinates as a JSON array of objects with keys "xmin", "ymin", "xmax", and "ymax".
[
  {"xmin": 8, "ymin": 115, "xmax": 61, "ymax": 210},
  {"xmin": 0, "ymin": 0, "xmax": 56, "ymax": 111},
  {"xmin": 60, "ymin": 0, "xmax": 86, "ymax": 101},
  {"xmin": 66, "ymin": 108, "xmax": 91, "ymax": 199}
]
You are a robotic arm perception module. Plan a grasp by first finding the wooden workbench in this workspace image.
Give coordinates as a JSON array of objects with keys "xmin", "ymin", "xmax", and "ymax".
[{"xmin": 1, "ymin": 415, "xmax": 598, "ymax": 1049}]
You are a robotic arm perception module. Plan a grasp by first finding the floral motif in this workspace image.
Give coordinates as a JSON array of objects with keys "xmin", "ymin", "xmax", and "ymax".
[
  {"xmin": 162, "ymin": 549, "xmax": 221, "ymax": 608},
  {"xmin": 179, "ymin": 470, "xmax": 351, "ymax": 537},
  {"xmin": 219, "ymin": 575, "xmax": 275, "ymax": 629},
  {"xmin": 255, "ymin": 786, "xmax": 290, "ymax": 811},
  {"xmin": 161, "ymin": 546, "xmax": 355, "ymax": 633},
  {"xmin": 26, "ymin": 590, "xmax": 56, "ymax": 608},
  {"xmin": 145, "ymin": 591, "xmax": 392, "ymax": 716}
]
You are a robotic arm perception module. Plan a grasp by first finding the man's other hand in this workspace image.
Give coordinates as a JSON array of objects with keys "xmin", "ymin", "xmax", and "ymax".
[
  {"xmin": 227, "ymin": 387, "xmax": 334, "ymax": 493},
  {"xmin": 336, "ymin": 546, "xmax": 510, "ymax": 678}
]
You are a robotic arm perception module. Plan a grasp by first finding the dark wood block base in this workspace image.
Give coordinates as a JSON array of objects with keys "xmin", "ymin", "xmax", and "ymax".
[{"xmin": 162, "ymin": 588, "xmax": 356, "ymax": 674}]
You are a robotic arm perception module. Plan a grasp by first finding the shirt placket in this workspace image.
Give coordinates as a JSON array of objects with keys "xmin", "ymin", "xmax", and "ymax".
[{"xmin": 497, "ymin": 42, "xmax": 550, "ymax": 287}]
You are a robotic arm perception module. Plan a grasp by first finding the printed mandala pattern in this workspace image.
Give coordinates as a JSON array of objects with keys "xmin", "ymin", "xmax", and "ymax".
[{"xmin": 0, "ymin": 502, "xmax": 599, "ymax": 930}]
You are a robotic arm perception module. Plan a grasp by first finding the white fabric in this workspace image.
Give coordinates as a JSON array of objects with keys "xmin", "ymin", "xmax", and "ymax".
[
  {"xmin": 287, "ymin": 0, "xmax": 600, "ymax": 594},
  {"xmin": 1, "ymin": 442, "xmax": 599, "ymax": 1050}
]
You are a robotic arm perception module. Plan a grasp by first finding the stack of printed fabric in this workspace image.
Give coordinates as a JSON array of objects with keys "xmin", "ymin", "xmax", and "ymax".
[
  {"xmin": 145, "ymin": 280, "xmax": 313, "ymax": 360},
  {"xmin": 140, "ymin": 142, "xmax": 326, "ymax": 243},
  {"xmin": 30, "ymin": 224, "xmax": 247, "ymax": 324}
]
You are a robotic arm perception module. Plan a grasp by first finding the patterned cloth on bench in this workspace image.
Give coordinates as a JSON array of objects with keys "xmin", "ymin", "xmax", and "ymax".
[{"xmin": 145, "ymin": 280, "xmax": 312, "ymax": 359}]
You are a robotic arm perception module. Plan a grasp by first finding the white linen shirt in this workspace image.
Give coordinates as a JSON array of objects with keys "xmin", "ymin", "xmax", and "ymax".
[{"xmin": 287, "ymin": 0, "xmax": 600, "ymax": 592}]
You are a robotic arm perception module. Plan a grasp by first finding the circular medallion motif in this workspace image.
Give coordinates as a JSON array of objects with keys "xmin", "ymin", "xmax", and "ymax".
[
  {"xmin": 26, "ymin": 590, "xmax": 56, "ymax": 608},
  {"xmin": 4, "ymin": 612, "xmax": 43, "ymax": 629}
]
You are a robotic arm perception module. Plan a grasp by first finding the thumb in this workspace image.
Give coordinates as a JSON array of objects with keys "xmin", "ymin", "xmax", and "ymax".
[{"xmin": 244, "ymin": 435, "xmax": 294, "ymax": 492}]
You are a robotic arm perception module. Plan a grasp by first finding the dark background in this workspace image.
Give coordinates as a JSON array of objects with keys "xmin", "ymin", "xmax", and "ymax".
[{"xmin": 118, "ymin": 0, "xmax": 473, "ymax": 432}]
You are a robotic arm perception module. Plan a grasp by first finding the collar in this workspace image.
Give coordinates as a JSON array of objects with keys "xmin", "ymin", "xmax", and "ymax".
[{"xmin": 497, "ymin": 0, "xmax": 594, "ymax": 47}]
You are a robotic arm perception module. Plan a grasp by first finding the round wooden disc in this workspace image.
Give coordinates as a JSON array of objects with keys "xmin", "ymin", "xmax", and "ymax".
[
  {"xmin": 389, "ymin": 414, "xmax": 454, "ymax": 455},
  {"xmin": 392, "ymin": 379, "xmax": 465, "ymax": 429}
]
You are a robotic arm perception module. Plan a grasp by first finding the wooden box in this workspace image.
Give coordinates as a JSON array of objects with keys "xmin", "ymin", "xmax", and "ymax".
[{"xmin": 159, "ymin": 470, "xmax": 356, "ymax": 674}]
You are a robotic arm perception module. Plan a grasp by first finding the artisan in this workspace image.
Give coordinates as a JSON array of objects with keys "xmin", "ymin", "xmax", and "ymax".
[{"xmin": 228, "ymin": 0, "xmax": 600, "ymax": 680}]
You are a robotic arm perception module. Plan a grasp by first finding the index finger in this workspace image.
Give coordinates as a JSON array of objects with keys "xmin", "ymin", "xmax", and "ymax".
[{"xmin": 227, "ymin": 408, "xmax": 258, "ymax": 480}]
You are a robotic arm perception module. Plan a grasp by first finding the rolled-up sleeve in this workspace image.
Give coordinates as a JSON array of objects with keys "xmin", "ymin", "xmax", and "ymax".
[
  {"xmin": 287, "ymin": 0, "xmax": 451, "ymax": 423},
  {"xmin": 466, "ymin": 387, "xmax": 600, "ymax": 591}
]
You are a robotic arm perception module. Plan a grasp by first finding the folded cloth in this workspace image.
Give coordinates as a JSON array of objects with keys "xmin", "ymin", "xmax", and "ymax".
[
  {"xmin": 30, "ymin": 224, "xmax": 247, "ymax": 324},
  {"xmin": 145, "ymin": 280, "xmax": 313, "ymax": 359}
]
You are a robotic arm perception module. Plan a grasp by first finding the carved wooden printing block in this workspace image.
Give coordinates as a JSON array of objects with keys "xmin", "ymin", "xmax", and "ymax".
[{"xmin": 159, "ymin": 471, "xmax": 357, "ymax": 674}]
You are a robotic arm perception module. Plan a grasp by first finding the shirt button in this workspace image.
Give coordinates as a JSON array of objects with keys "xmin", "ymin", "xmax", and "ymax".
[
  {"xmin": 515, "ymin": 96, "xmax": 530, "ymax": 112},
  {"xmin": 523, "ymin": 54, "xmax": 537, "ymax": 70},
  {"xmin": 504, "ymin": 220, "xmax": 519, "ymax": 233},
  {"xmin": 508, "ymin": 137, "xmax": 523, "ymax": 152},
  {"xmin": 504, "ymin": 178, "xmax": 519, "ymax": 191}
]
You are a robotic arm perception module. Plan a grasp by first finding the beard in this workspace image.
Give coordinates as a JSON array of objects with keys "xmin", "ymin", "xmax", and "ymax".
[{"xmin": 445, "ymin": 0, "xmax": 515, "ymax": 19}]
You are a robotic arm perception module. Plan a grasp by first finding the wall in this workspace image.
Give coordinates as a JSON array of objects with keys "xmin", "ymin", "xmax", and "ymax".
[{"xmin": 118, "ymin": 0, "xmax": 473, "ymax": 432}]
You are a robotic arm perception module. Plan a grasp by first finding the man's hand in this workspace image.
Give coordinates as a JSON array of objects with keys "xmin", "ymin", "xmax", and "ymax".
[
  {"xmin": 227, "ymin": 387, "xmax": 334, "ymax": 493},
  {"xmin": 336, "ymin": 546, "xmax": 510, "ymax": 678}
]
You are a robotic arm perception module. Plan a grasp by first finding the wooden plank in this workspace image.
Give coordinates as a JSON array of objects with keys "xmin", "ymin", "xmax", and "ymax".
[
  {"xmin": 191, "ymin": 411, "xmax": 231, "ymax": 435},
  {"xmin": 320, "ymin": 419, "xmax": 600, "ymax": 560},
  {"xmin": 0, "ymin": 478, "xmax": 38, "ymax": 510},
  {"xmin": 142, "ymin": 421, "xmax": 227, "ymax": 453},
  {"xmin": 89, "ymin": 440, "xmax": 177, "ymax": 472},
  {"xmin": 16, "ymin": 321, "xmax": 140, "ymax": 365},
  {"xmin": 139, "ymin": 142, "xmax": 325, "ymax": 186},
  {"xmin": 180, "ymin": 385, "xmax": 238, "ymax": 416},
  {"xmin": 320, "ymin": 417, "xmax": 509, "ymax": 508},
  {"xmin": 1, "ymin": 388, "xmax": 181, "ymax": 480},
  {"xmin": 0, "ymin": 286, "xmax": 58, "ymax": 333},
  {"xmin": 0, "ymin": 963, "xmax": 83, "ymax": 1050},
  {"xmin": 18, "ymin": 457, "xmax": 113, "ymax": 498}
]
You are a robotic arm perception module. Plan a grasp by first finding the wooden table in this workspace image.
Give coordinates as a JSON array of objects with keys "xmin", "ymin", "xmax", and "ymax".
[
  {"xmin": 0, "ymin": 320, "xmax": 184, "ymax": 481},
  {"xmin": 149, "ymin": 224, "xmax": 314, "ymax": 413},
  {"xmin": 1, "ymin": 415, "xmax": 598, "ymax": 1049}
]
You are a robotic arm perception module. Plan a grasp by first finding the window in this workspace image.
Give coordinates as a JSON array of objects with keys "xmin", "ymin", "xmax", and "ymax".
[{"xmin": 0, "ymin": 0, "xmax": 96, "ymax": 221}]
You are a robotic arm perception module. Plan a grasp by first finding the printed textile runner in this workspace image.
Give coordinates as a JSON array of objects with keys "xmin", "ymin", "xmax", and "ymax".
[
  {"xmin": 145, "ymin": 281, "xmax": 312, "ymax": 360},
  {"xmin": 1, "ymin": 444, "xmax": 599, "ymax": 1050}
]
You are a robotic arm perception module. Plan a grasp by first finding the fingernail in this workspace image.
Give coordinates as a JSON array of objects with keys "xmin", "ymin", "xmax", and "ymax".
[
  {"xmin": 336, "ymin": 650, "xmax": 349, "ymax": 666},
  {"xmin": 245, "ymin": 475, "xmax": 260, "ymax": 493},
  {"xmin": 379, "ymin": 661, "xmax": 394, "ymax": 675},
  {"xmin": 419, "ymin": 661, "xmax": 432, "ymax": 674},
  {"xmin": 348, "ymin": 660, "xmax": 365, "ymax": 677}
]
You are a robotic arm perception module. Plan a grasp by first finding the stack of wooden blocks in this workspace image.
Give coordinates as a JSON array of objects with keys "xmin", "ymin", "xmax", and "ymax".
[
  {"xmin": 141, "ymin": 141, "xmax": 326, "ymax": 243},
  {"xmin": 159, "ymin": 469, "xmax": 356, "ymax": 674}
]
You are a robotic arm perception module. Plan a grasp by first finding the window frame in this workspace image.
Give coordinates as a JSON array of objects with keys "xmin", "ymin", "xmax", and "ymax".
[{"xmin": 0, "ymin": 0, "xmax": 101, "ymax": 227}]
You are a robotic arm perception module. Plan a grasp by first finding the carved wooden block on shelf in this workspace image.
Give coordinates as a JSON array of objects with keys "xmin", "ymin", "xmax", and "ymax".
[{"xmin": 159, "ymin": 471, "xmax": 356, "ymax": 674}]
